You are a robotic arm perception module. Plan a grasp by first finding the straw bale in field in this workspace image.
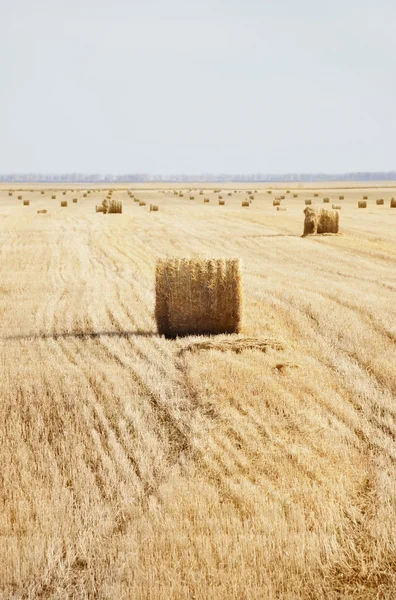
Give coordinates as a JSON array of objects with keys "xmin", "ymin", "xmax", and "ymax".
[
  {"xmin": 96, "ymin": 205, "xmax": 105, "ymax": 213},
  {"xmin": 199, "ymin": 191, "xmax": 203, "ymax": 195},
  {"xmin": 323, "ymin": 198, "xmax": 330, "ymax": 203},
  {"xmin": 108, "ymin": 200, "xmax": 122, "ymax": 213},
  {"xmin": 155, "ymin": 258, "xmax": 242, "ymax": 337},
  {"xmin": 293, "ymin": 194, "xmax": 298, "ymax": 198},
  {"xmin": 23, "ymin": 200, "xmax": 30, "ymax": 206},
  {"xmin": 391, "ymin": 198, "xmax": 396, "ymax": 208},
  {"xmin": 376, "ymin": 199, "xmax": 384, "ymax": 205},
  {"xmin": 52, "ymin": 195, "xmax": 56, "ymax": 199},
  {"xmin": 41, "ymin": 191, "xmax": 44, "ymax": 194},
  {"xmin": 267, "ymin": 190, "xmax": 272, "ymax": 194},
  {"xmin": 150, "ymin": 204, "xmax": 159, "ymax": 212},
  {"xmin": 18, "ymin": 195, "xmax": 22, "ymax": 200},
  {"xmin": 242, "ymin": 200, "xmax": 250, "ymax": 207},
  {"xmin": 358, "ymin": 201, "xmax": 367, "ymax": 208},
  {"xmin": 218, "ymin": 199, "xmax": 225, "ymax": 205},
  {"xmin": 332, "ymin": 205, "xmax": 341, "ymax": 210},
  {"xmin": 204, "ymin": 198, "xmax": 209, "ymax": 203},
  {"xmin": 190, "ymin": 196, "xmax": 194, "ymax": 200},
  {"xmin": 305, "ymin": 199, "xmax": 312, "ymax": 205},
  {"xmin": 363, "ymin": 195, "xmax": 368, "ymax": 200},
  {"xmin": 273, "ymin": 199, "xmax": 280, "ymax": 206},
  {"xmin": 339, "ymin": 195, "xmax": 344, "ymax": 200},
  {"xmin": 139, "ymin": 201, "xmax": 146, "ymax": 207},
  {"xmin": 314, "ymin": 193, "xmax": 319, "ymax": 197},
  {"xmin": 37, "ymin": 209, "xmax": 47, "ymax": 214},
  {"xmin": 249, "ymin": 195, "xmax": 254, "ymax": 200},
  {"xmin": 61, "ymin": 201, "xmax": 68, "ymax": 207},
  {"xmin": 72, "ymin": 198, "xmax": 78, "ymax": 203},
  {"xmin": 214, "ymin": 189, "xmax": 221, "ymax": 193},
  {"xmin": 8, "ymin": 192, "xmax": 12, "ymax": 196},
  {"xmin": 303, "ymin": 206, "xmax": 339, "ymax": 236},
  {"xmin": 276, "ymin": 207, "xmax": 286, "ymax": 211}
]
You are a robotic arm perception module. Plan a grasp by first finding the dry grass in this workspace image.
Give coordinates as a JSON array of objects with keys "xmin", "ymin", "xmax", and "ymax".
[
  {"xmin": 155, "ymin": 257, "xmax": 242, "ymax": 337},
  {"xmin": 1, "ymin": 182, "xmax": 396, "ymax": 600}
]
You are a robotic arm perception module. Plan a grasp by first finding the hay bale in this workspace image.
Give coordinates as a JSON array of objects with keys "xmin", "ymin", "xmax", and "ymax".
[
  {"xmin": 96, "ymin": 205, "xmax": 105, "ymax": 213},
  {"xmin": 276, "ymin": 207, "xmax": 286, "ymax": 211},
  {"xmin": 41, "ymin": 191, "xmax": 44, "ymax": 195},
  {"xmin": 150, "ymin": 204, "xmax": 159, "ymax": 212},
  {"xmin": 214, "ymin": 189, "xmax": 221, "ymax": 193},
  {"xmin": 267, "ymin": 190, "xmax": 272, "ymax": 194},
  {"xmin": 323, "ymin": 198, "xmax": 330, "ymax": 203},
  {"xmin": 376, "ymin": 199, "xmax": 384, "ymax": 205},
  {"xmin": 23, "ymin": 200, "xmax": 30, "ymax": 206},
  {"xmin": 390, "ymin": 198, "xmax": 396, "ymax": 208},
  {"xmin": 108, "ymin": 200, "xmax": 122, "ymax": 213},
  {"xmin": 332, "ymin": 205, "xmax": 342, "ymax": 210},
  {"xmin": 286, "ymin": 190, "xmax": 290, "ymax": 194},
  {"xmin": 273, "ymin": 199, "xmax": 280, "ymax": 206},
  {"xmin": 249, "ymin": 195, "xmax": 254, "ymax": 200},
  {"xmin": 8, "ymin": 192, "xmax": 12, "ymax": 196},
  {"xmin": 61, "ymin": 201, "xmax": 68, "ymax": 207},
  {"xmin": 18, "ymin": 195, "xmax": 22, "ymax": 200},
  {"xmin": 179, "ymin": 193, "xmax": 184, "ymax": 197},
  {"xmin": 228, "ymin": 193, "xmax": 232, "ymax": 196},
  {"xmin": 72, "ymin": 198, "xmax": 78, "ymax": 203},
  {"xmin": 339, "ymin": 195, "xmax": 344, "ymax": 200},
  {"xmin": 305, "ymin": 199, "xmax": 312, "ymax": 205},
  {"xmin": 218, "ymin": 199, "xmax": 225, "ymax": 205},
  {"xmin": 218, "ymin": 195, "xmax": 223, "ymax": 200},
  {"xmin": 363, "ymin": 195, "xmax": 368, "ymax": 200},
  {"xmin": 190, "ymin": 196, "xmax": 194, "ymax": 200},
  {"xmin": 63, "ymin": 191, "xmax": 66, "ymax": 195},
  {"xmin": 52, "ymin": 195, "xmax": 56, "ymax": 199},
  {"xmin": 280, "ymin": 195, "xmax": 285, "ymax": 200},
  {"xmin": 199, "ymin": 191, "xmax": 203, "ymax": 195},
  {"xmin": 37, "ymin": 209, "xmax": 47, "ymax": 214},
  {"xmin": 314, "ymin": 193, "xmax": 319, "ymax": 197},
  {"xmin": 358, "ymin": 201, "xmax": 367, "ymax": 208},
  {"xmin": 155, "ymin": 257, "xmax": 242, "ymax": 337},
  {"xmin": 83, "ymin": 193, "xmax": 87, "ymax": 198},
  {"xmin": 293, "ymin": 194, "xmax": 298, "ymax": 198},
  {"xmin": 139, "ymin": 201, "xmax": 146, "ymax": 207},
  {"xmin": 303, "ymin": 206, "xmax": 339, "ymax": 236},
  {"xmin": 242, "ymin": 200, "xmax": 250, "ymax": 207},
  {"xmin": 204, "ymin": 198, "xmax": 209, "ymax": 203}
]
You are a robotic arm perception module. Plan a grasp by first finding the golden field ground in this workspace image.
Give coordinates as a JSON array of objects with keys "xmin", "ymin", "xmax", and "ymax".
[{"xmin": 1, "ymin": 183, "xmax": 396, "ymax": 599}]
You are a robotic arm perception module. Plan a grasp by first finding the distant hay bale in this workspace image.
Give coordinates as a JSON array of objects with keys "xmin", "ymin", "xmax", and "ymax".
[
  {"xmin": 363, "ymin": 195, "xmax": 368, "ymax": 200},
  {"xmin": 134, "ymin": 197, "xmax": 139, "ymax": 202},
  {"xmin": 376, "ymin": 199, "xmax": 384, "ymax": 205},
  {"xmin": 139, "ymin": 201, "xmax": 146, "ymax": 207},
  {"xmin": 18, "ymin": 195, "xmax": 22, "ymax": 200},
  {"xmin": 63, "ymin": 191, "xmax": 66, "ymax": 195},
  {"xmin": 267, "ymin": 190, "xmax": 272, "ymax": 194},
  {"xmin": 286, "ymin": 190, "xmax": 290, "ymax": 194},
  {"xmin": 108, "ymin": 200, "xmax": 122, "ymax": 213},
  {"xmin": 199, "ymin": 191, "xmax": 203, "ymax": 195},
  {"xmin": 41, "ymin": 191, "xmax": 44, "ymax": 195},
  {"xmin": 358, "ymin": 201, "xmax": 367, "ymax": 208},
  {"xmin": 247, "ymin": 190, "xmax": 252, "ymax": 194},
  {"xmin": 242, "ymin": 200, "xmax": 250, "ymax": 207},
  {"xmin": 228, "ymin": 193, "xmax": 232, "ymax": 196},
  {"xmin": 218, "ymin": 199, "xmax": 225, "ymax": 205},
  {"xmin": 305, "ymin": 199, "xmax": 312, "ymax": 205},
  {"xmin": 155, "ymin": 257, "xmax": 242, "ymax": 337},
  {"xmin": 249, "ymin": 195, "xmax": 254, "ymax": 200},
  {"xmin": 174, "ymin": 190, "xmax": 178, "ymax": 195},
  {"xmin": 339, "ymin": 195, "xmax": 344, "ymax": 200},
  {"xmin": 72, "ymin": 198, "xmax": 78, "ymax": 203},
  {"xmin": 323, "ymin": 198, "xmax": 330, "ymax": 203},
  {"xmin": 214, "ymin": 189, "xmax": 221, "ymax": 193},
  {"xmin": 179, "ymin": 193, "xmax": 184, "ymax": 197},
  {"xmin": 303, "ymin": 206, "xmax": 339, "ymax": 236},
  {"xmin": 276, "ymin": 207, "xmax": 286, "ymax": 211},
  {"xmin": 23, "ymin": 200, "xmax": 30, "ymax": 206},
  {"xmin": 332, "ymin": 205, "xmax": 342, "ymax": 210},
  {"xmin": 190, "ymin": 196, "xmax": 194, "ymax": 200},
  {"xmin": 52, "ymin": 195, "xmax": 56, "ymax": 199},
  {"xmin": 150, "ymin": 204, "xmax": 159, "ymax": 212},
  {"xmin": 83, "ymin": 193, "xmax": 87, "ymax": 197},
  {"xmin": 37, "ymin": 209, "xmax": 47, "ymax": 214},
  {"xmin": 61, "ymin": 201, "xmax": 68, "ymax": 207},
  {"xmin": 293, "ymin": 194, "xmax": 298, "ymax": 198},
  {"xmin": 204, "ymin": 198, "xmax": 210, "ymax": 203},
  {"xmin": 218, "ymin": 195, "xmax": 223, "ymax": 200},
  {"xmin": 280, "ymin": 195, "xmax": 285, "ymax": 200},
  {"xmin": 96, "ymin": 205, "xmax": 105, "ymax": 213},
  {"xmin": 273, "ymin": 199, "xmax": 281, "ymax": 206},
  {"xmin": 390, "ymin": 198, "xmax": 396, "ymax": 208},
  {"xmin": 8, "ymin": 192, "xmax": 12, "ymax": 196},
  {"xmin": 314, "ymin": 193, "xmax": 319, "ymax": 197}
]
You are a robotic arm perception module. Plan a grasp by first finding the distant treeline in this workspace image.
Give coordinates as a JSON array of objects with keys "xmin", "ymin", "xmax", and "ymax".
[{"xmin": 1, "ymin": 172, "xmax": 396, "ymax": 183}]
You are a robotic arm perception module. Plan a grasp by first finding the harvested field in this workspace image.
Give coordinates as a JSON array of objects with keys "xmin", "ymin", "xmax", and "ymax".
[{"xmin": 1, "ymin": 182, "xmax": 396, "ymax": 599}]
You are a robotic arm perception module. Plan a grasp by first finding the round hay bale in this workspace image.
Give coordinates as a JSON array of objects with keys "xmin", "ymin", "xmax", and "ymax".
[
  {"xmin": 179, "ymin": 193, "xmax": 184, "ymax": 197},
  {"xmin": 286, "ymin": 190, "xmax": 290, "ymax": 194},
  {"xmin": 41, "ymin": 191, "xmax": 44, "ymax": 195},
  {"xmin": 218, "ymin": 195, "xmax": 223, "ymax": 200},
  {"xmin": 323, "ymin": 198, "xmax": 330, "ymax": 203},
  {"xmin": 228, "ymin": 193, "xmax": 232, "ymax": 196},
  {"xmin": 332, "ymin": 205, "xmax": 342, "ymax": 210},
  {"xmin": 303, "ymin": 207, "xmax": 339, "ymax": 236},
  {"xmin": 199, "ymin": 191, "xmax": 204, "ymax": 195},
  {"xmin": 18, "ymin": 195, "xmax": 22, "ymax": 200},
  {"xmin": 72, "ymin": 198, "xmax": 78, "ymax": 203},
  {"xmin": 314, "ymin": 193, "xmax": 319, "ymax": 197},
  {"xmin": 23, "ymin": 200, "xmax": 30, "ymax": 206},
  {"xmin": 52, "ymin": 195, "xmax": 56, "ymax": 199},
  {"xmin": 108, "ymin": 200, "xmax": 122, "ymax": 213},
  {"xmin": 293, "ymin": 194, "xmax": 298, "ymax": 198},
  {"xmin": 219, "ymin": 199, "xmax": 225, "ymax": 205},
  {"xmin": 280, "ymin": 195, "xmax": 285, "ymax": 200},
  {"xmin": 242, "ymin": 200, "xmax": 250, "ymax": 207},
  {"xmin": 61, "ymin": 201, "xmax": 68, "ymax": 207},
  {"xmin": 139, "ymin": 201, "xmax": 146, "ymax": 207},
  {"xmin": 8, "ymin": 192, "xmax": 12, "ymax": 196},
  {"xmin": 267, "ymin": 190, "xmax": 272, "ymax": 194},
  {"xmin": 214, "ymin": 189, "xmax": 221, "ymax": 194},
  {"xmin": 339, "ymin": 195, "xmax": 344, "ymax": 200},
  {"xmin": 155, "ymin": 257, "xmax": 242, "ymax": 337},
  {"xmin": 37, "ymin": 209, "xmax": 47, "ymax": 214},
  {"xmin": 174, "ymin": 191, "xmax": 178, "ymax": 195},
  {"xmin": 363, "ymin": 195, "xmax": 368, "ymax": 200},
  {"xmin": 273, "ymin": 199, "xmax": 280, "ymax": 206},
  {"xmin": 150, "ymin": 204, "xmax": 159, "ymax": 212},
  {"xmin": 390, "ymin": 198, "xmax": 396, "ymax": 208},
  {"xmin": 83, "ymin": 193, "xmax": 87, "ymax": 198},
  {"xmin": 96, "ymin": 205, "xmax": 105, "ymax": 213},
  {"xmin": 376, "ymin": 199, "xmax": 384, "ymax": 205},
  {"xmin": 63, "ymin": 191, "xmax": 66, "ymax": 195},
  {"xmin": 305, "ymin": 199, "xmax": 312, "ymax": 205},
  {"xmin": 249, "ymin": 195, "xmax": 254, "ymax": 200},
  {"xmin": 358, "ymin": 201, "xmax": 367, "ymax": 208},
  {"xmin": 204, "ymin": 198, "xmax": 210, "ymax": 203},
  {"xmin": 190, "ymin": 196, "xmax": 194, "ymax": 200},
  {"xmin": 276, "ymin": 207, "xmax": 287, "ymax": 211}
]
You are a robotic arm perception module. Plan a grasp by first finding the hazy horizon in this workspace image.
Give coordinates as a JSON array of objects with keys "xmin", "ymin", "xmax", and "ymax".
[{"xmin": 1, "ymin": 0, "xmax": 395, "ymax": 174}]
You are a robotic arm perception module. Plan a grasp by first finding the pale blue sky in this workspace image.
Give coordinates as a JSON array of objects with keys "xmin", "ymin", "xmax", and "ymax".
[{"xmin": 1, "ymin": 0, "xmax": 395, "ymax": 174}]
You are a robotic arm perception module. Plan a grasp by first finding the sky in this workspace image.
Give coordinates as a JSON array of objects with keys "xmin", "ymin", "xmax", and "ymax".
[{"xmin": 1, "ymin": 0, "xmax": 395, "ymax": 174}]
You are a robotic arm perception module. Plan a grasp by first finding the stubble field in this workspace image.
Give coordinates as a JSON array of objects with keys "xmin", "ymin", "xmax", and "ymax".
[{"xmin": 1, "ymin": 183, "xmax": 396, "ymax": 599}]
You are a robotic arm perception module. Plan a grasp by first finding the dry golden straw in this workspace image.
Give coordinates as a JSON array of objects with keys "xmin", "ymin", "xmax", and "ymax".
[
  {"xmin": 358, "ymin": 201, "xmax": 367, "ymax": 208},
  {"xmin": 96, "ymin": 205, "xmax": 105, "ymax": 213},
  {"xmin": 155, "ymin": 257, "xmax": 242, "ymax": 337},
  {"xmin": 332, "ymin": 204, "xmax": 342, "ymax": 210},
  {"xmin": 179, "ymin": 335, "xmax": 283, "ymax": 355},
  {"xmin": 303, "ymin": 207, "xmax": 339, "ymax": 236}
]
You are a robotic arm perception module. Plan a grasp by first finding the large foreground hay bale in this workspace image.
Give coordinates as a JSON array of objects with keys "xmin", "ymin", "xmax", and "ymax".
[
  {"xmin": 23, "ymin": 200, "xmax": 30, "ymax": 206},
  {"xmin": 303, "ymin": 206, "xmax": 339, "ymax": 236},
  {"xmin": 61, "ymin": 200, "xmax": 68, "ymax": 207},
  {"xmin": 358, "ymin": 201, "xmax": 367, "ymax": 208},
  {"xmin": 155, "ymin": 258, "xmax": 242, "ymax": 337},
  {"xmin": 376, "ymin": 199, "xmax": 384, "ymax": 205},
  {"xmin": 108, "ymin": 200, "xmax": 122, "ymax": 213},
  {"xmin": 390, "ymin": 198, "xmax": 396, "ymax": 208}
]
